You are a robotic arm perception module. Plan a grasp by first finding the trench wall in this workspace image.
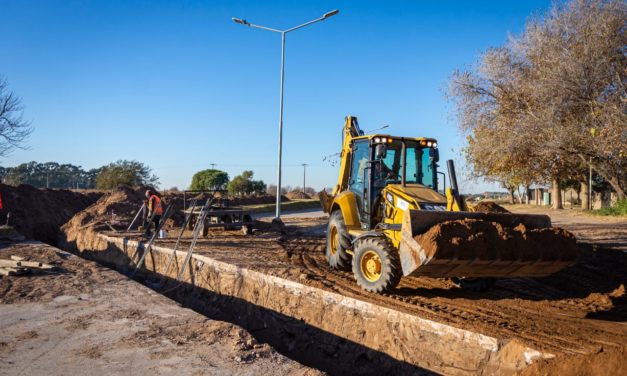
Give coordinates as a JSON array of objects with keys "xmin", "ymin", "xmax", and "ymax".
[{"xmin": 61, "ymin": 231, "xmax": 551, "ymax": 375}]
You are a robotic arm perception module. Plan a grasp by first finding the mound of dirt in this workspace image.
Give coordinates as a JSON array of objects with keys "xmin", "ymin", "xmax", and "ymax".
[
  {"xmin": 517, "ymin": 345, "xmax": 626, "ymax": 376},
  {"xmin": 472, "ymin": 201, "xmax": 510, "ymax": 213},
  {"xmin": 286, "ymin": 191, "xmax": 311, "ymax": 200},
  {"xmin": 61, "ymin": 186, "xmax": 148, "ymax": 235},
  {"xmin": 414, "ymin": 218, "xmax": 578, "ymax": 263},
  {"xmin": 0, "ymin": 184, "xmax": 102, "ymax": 245}
]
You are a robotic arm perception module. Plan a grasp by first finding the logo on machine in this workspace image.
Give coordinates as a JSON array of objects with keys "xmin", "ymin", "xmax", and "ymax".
[{"xmin": 420, "ymin": 203, "xmax": 446, "ymax": 211}]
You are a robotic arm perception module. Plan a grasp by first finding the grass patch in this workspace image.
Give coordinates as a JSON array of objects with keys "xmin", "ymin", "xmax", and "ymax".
[
  {"xmin": 242, "ymin": 199, "xmax": 321, "ymax": 213},
  {"xmin": 590, "ymin": 199, "xmax": 627, "ymax": 216}
]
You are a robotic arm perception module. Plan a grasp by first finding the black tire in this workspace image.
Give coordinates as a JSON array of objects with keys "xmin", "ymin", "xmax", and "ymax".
[
  {"xmin": 352, "ymin": 237, "xmax": 402, "ymax": 293},
  {"xmin": 326, "ymin": 210, "xmax": 352, "ymax": 270},
  {"xmin": 451, "ymin": 277, "xmax": 495, "ymax": 292},
  {"xmin": 242, "ymin": 214, "xmax": 253, "ymax": 235},
  {"xmin": 221, "ymin": 215, "xmax": 236, "ymax": 231}
]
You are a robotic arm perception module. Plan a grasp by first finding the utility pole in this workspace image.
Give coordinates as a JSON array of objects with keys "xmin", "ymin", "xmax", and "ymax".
[
  {"xmin": 210, "ymin": 163, "xmax": 216, "ymax": 169},
  {"xmin": 301, "ymin": 163, "xmax": 308, "ymax": 194}
]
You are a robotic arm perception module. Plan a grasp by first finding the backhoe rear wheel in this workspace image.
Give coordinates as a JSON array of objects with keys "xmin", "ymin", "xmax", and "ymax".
[
  {"xmin": 352, "ymin": 237, "xmax": 402, "ymax": 293},
  {"xmin": 326, "ymin": 210, "xmax": 352, "ymax": 270}
]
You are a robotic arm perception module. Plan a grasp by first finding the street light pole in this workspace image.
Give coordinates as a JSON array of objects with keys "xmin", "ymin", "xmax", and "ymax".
[
  {"xmin": 302, "ymin": 163, "xmax": 308, "ymax": 193},
  {"xmin": 232, "ymin": 10, "xmax": 339, "ymax": 221}
]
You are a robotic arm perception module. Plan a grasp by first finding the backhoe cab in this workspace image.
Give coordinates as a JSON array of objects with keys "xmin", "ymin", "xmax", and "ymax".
[{"xmin": 320, "ymin": 116, "xmax": 577, "ymax": 293}]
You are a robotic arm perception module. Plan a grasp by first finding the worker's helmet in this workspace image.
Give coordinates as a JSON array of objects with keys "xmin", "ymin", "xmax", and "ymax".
[{"xmin": 145, "ymin": 190, "xmax": 151, "ymax": 198}]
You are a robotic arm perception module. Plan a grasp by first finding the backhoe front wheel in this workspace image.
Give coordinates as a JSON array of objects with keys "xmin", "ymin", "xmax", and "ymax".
[
  {"xmin": 326, "ymin": 210, "xmax": 352, "ymax": 270},
  {"xmin": 352, "ymin": 237, "xmax": 402, "ymax": 293}
]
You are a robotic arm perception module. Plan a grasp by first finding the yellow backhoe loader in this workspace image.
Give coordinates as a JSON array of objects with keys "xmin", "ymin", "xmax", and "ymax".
[{"xmin": 319, "ymin": 116, "xmax": 578, "ymax": 293}]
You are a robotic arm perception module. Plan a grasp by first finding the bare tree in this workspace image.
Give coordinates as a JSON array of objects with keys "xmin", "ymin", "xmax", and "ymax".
[{"xmin": 0, "ymin": 76, "xmax": 32, "ymax": 156}]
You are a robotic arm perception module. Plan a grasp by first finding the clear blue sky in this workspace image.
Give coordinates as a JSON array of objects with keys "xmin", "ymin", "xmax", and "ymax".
[{"xmin": 1, "ymin": 0, "xmax": 551, "ymax": 192}]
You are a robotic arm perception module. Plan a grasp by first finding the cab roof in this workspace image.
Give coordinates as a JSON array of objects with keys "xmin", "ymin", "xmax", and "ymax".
[{"xmin": 353, "ymin": 134, "xmax": 438, "ymax": 143}]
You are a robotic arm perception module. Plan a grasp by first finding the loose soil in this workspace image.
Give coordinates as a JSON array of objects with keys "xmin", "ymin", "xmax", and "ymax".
[
  {"xmin": 517, "ymin": 345, "xmax": 626, "ymax": 376},
  {"xmin": 506, "ymin": 205, "xmax": 627, "ymax": 252},
  {"xmin": 414, "ymin": 218, "xmax": 578, "ymax": 263},
  {"xmin": 0, "ymin": 184, "xmax": 102, "ymax": 245},
  {"xmin": 0, "ymin": 241, "xmax": 319, "ymax": 376},
  {"xmin": 286, "ymin": 191, "xmax": 311, "ymax": 200},
  {"xmin": 472, "ymin": 201, "xmax": 510, "ymax": 214}
]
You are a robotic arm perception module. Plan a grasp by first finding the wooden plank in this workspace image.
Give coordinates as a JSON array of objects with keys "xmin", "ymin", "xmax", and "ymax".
[
  {"xmin": 0, "ymin": 267, "xmax": 28, "ymax": 276},
  {"xmin": 0, "ymin": 259, "xmax": 55, "ymax": 269}
]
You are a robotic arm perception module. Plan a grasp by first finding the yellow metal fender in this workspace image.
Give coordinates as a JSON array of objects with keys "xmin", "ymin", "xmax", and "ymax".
[{"xmin": 330, "ymin": 191, "xmax": 361, "ymax": 230}]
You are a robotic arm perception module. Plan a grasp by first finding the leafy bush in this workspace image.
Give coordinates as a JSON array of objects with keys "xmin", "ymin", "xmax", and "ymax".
[
  {"xmin": 96, "ymin": 160, "xmax": 159, "ymax": 189},
  {"xmin": 591, "ymin": 199, "xmax": 627, "ymax": 216},
  {"xmin": 227, "ymin": 171, "xmax": 266, "ymax": 196},
  {"xmin": 190, "ymin": 169, "xmax": 229, "ymax": 191}
]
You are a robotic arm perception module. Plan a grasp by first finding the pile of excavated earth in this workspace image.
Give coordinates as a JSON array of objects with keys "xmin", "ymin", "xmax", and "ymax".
[
  {"xmin": 0, "ymin": 184, "xmax": 102, "ymax": 244},
  {"xmin": 414, "ymin": 218, "xmax": 578, "ymax": 263},
  {"xmin": 1, "ymin": 185, "xmax": 626, "ymax": 375}
]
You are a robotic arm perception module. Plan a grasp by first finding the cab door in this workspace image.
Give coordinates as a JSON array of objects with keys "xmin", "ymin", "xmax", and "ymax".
[{"xmin": 348, "ymin": 140, "xmax": 371, "ymax": 226}]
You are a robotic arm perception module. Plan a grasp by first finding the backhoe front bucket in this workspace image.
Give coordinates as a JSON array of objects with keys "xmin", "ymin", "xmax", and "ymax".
[{"xmin": 398, "ymin": 210, "xmax": 579, "ymax": 278}]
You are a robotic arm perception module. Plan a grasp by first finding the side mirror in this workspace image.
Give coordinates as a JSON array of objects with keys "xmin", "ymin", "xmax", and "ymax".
[
  {"xmin": 375, "ymin": 143, "xmax": 387, "ymax": 159},
  {"xmin": 429, "ymin": 147, "xmax": 439, "ymax": 162}
]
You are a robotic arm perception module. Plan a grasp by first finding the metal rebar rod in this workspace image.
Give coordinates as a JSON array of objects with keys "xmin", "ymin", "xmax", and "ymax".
[
  {"xmin": 126, "ymin": 203, "xmax": 146, "ymax": 232},
  {"xmin": 160, "ymin": 198, "xmax": 198, "ymax": 284},
  {"xmin": 176, "ymin": 198, "xmax": 212, "ymax": 281}
]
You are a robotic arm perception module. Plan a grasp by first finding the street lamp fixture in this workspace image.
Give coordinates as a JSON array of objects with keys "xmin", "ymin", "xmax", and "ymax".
[
  {"xmin": 323, "ymin": 10, "xmax": 339, "ymax": 19},
  {"xmin": 231, "ymin": 17, "xmax": 248, "ymax": 25},
  {"xmin": 232, "ymin": 10, "xmax": 339, "ymax": 221}
]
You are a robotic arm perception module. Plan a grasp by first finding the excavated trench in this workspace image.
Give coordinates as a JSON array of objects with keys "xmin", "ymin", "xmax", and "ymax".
[
  {"xmin": 60, "ymin": 230, "xmax": 548, "ymax": 376},
  {"xmin": 6, "ymin": 186, "xmax": 625, "ymax": 375}
]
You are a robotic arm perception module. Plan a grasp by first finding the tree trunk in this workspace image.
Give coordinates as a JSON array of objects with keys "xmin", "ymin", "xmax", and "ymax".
[
  {"xmin": 580, "ymin": 179, "xmax": 590, "ymax": 211},
  {"xmin": 552, "ymin": 179, "xmax": 563, "ymax": 209},
  {"xmin": 525, "ymin": 185, "xmax": 531, "ymax": 205},
  {"xmin": 509, "ymin": 189, "xmax": 515, "ymax": 204},
  {"xmin": 577, "ymin": 154, "xmax": 626, "ymax": 201}
]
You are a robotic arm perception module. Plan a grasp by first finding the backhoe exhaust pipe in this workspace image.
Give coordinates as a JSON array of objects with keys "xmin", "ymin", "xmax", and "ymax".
[{"xmin": 447, "ymin": 159, "xmax": 459, "ymax": 194}]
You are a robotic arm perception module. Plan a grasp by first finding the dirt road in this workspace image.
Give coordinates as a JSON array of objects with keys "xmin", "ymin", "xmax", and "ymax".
[{"xmin": 0, "ymin": 241, "xmax": 319, "ymax": 376}]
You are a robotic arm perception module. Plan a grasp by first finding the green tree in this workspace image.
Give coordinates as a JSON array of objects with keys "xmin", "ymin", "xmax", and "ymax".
[
  {"xmin": 227, "ymin": 170, "xmax": 266, "ymax": 196},
  {"xmin": 95, "ymin": 160, "xmax": 159, "ymax": 189},
  {"xmin": 190, "ymin": 169, "xmax": 229, "ymax": 190},
  {"xmin": 0, "ymin": 161, "xmax": 92, "ymax": 188}
]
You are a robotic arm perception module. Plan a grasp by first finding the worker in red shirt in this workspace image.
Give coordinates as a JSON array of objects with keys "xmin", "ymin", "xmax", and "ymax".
[{"xmin": 144, "ymin": 189, "xmax": 163, "ymax": 237}]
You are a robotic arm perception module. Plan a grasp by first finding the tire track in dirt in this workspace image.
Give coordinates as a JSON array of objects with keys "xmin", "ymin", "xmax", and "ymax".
[
  {"xmin": 278, "ymin": 235, "xmax": 626, "ymax": 355},
  {"xmin": 118, "ymin": 226, "xmax": 625, "ymax": 358}
]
